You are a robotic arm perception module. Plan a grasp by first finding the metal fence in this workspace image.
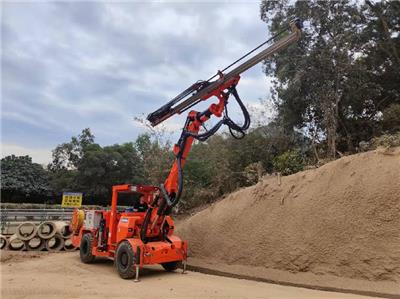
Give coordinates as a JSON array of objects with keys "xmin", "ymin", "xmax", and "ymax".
[{"xmin": 1, "ymin": 208, "xmax": 74, "ymax": 223}]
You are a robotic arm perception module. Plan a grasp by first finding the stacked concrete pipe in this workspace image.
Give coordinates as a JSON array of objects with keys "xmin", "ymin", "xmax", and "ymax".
[
  {"xmin": 45, "ymin": 233, "xmax": 65, "ymax": 251},
  {"xmin": 54, "ymin": 221, "xmax": 73, "ymax": 238},
  {"xmin": 0, "ymin": 235, "xmax": 8, "ymax": 250},
  {"xmin": 54, "ymin": 221, "xmax": 76, "ymax": 251},
  {"xmin": 25, "ymin": 236, "xmax": 46, "ymax": 251},
  {"xmin": 1, "ymin": 221, "xmax": 78, "ymax": 252},
  {"xmin": 37, "ymin": 221, "xmax": 57, "ymax": 239},
  {"xmin": 8, "ymin": 234, "xmax": 26, "ymax": 251},
  {"xmin": 16, "ymin": 222, "xmax": 37, "ymax": 241},
  {"xmin": 63, "ymin": 237, "xmax": 77, "ymax": 252}
]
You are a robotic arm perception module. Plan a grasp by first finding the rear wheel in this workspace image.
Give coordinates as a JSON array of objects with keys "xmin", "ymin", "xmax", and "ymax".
[
  {"xmin": 161, "ymin": 261, "xmax": 181, "ymax": 272},
  {"xmin": 80, "ymin": 233, "xmax": 95, "ymax": 263},
  {"xmin": 115, "ymin": 241, "xmax": 136, "ymax": 279}
]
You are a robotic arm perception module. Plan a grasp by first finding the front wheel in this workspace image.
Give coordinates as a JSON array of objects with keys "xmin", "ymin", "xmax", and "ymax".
[
  {"xmin": 80, "ymin": 233, "xmax": 95, "ymax": 263},
  {"xmin": 115, "ymin": 241, "xmax": 136, "ymax": 279},
  {"xmin": 161, "ymin": 261, "xmax": 181, "ymax": 272}
]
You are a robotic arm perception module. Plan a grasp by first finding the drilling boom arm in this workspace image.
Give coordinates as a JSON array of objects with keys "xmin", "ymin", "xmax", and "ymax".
[
  {"xmin": 147, "ymin": 20, "xmax": 302, "ymax": 127},
  {"xmin": 145, "ymin": 19, "xmax": 302, "ymax": 219}
]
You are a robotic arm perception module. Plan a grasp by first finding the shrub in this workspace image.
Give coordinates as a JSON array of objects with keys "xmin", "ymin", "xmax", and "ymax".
[
  {"xmin": 382, "ymin": 104, "xmax": 400, "ymax": 133},
  {"xmin": 371, "ymin": 132, "xmax": 400, "ymax": 149},
  {"xmin": 273, "ymin": 150, "xmax": 304, "ymax": 175}
]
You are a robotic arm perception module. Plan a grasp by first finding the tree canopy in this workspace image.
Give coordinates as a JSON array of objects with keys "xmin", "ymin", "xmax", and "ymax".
[
  {"xmin": 260, "ymin": 0, "xmax": 399, "ymax": 158},
  {"xmin": 1, "ymin": 155, "xmax": 51, "ymax": 202}
]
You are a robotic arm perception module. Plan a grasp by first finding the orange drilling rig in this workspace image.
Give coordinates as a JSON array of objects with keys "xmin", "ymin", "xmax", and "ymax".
[{"xmin": 70, "ymin": 19, "xmax": 302, "ymax": 281}]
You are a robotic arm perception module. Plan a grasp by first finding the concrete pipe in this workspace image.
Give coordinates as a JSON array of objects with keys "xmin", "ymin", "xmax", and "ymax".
[
  {"xmin": 54, "ymin": 221, "xmax": 73, "ymax": 239},
  {"xmin": 45, "ymin": 233, "xmax": 65, "ymax": 251},
  {"xmin": 16, "ymin": 222, "xmax": 38, "ymax": 241},
  {"xmin": 8, "ymin": 234, "xmax": 26, "ymax": 251},
  {"xmin": 25, "ymin": 236, "xmax": 46, "ymax": 251},
  {"xmin": 63, "ymin": 238, "xmax": 77, "ymax": 252},
  {"xmin": 37, "ymin": 221, "xmax": 57, "ymax": 239},
  {"xmin": 0, "ymin": 235, "xmax": 8, "ymax": 250}
]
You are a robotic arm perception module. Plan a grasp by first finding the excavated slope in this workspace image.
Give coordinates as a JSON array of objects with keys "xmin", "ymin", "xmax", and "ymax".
[{"xmin": 177, "ymin": 148, "xmax": 400, "ymax": 282}]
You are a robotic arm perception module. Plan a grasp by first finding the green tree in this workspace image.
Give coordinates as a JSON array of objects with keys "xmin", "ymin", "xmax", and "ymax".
[
  {"xmin": 74, "ymin": 142, "xmax": 144, "ymax": 202},
  {"xmin": 49, "ymin": 129, "xmax": 147, "ymax": 204},
  {"xmin": 260, "ymin": 0, "xmax": 400, "ymax": 157},
  {"xmin": 135, "ymin": 133, "xmax": 173, "ymax": 185},
  {"xmin": 48, "ymin": 128, "xmax": 95, "ymax": 193},
  {"xmin": 49, "ymin": 128, "xmax": 94, "ymax": 170},
  {"xmin": 1, "ymin": 155, "xmax": 51, "ymax": 202}
]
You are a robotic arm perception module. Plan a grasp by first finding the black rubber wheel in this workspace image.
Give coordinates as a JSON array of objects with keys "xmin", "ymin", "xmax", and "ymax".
[
  {"xmin": 115, "ymin": 241, "xmax": 136, "ymax": 279},
  {"xmin": 80, "ymin": 233, "xmax": 95, "ymax": 264},
  {"xmin": 161, "ymin": 261, "xmax": 181, "ymax": 272}
]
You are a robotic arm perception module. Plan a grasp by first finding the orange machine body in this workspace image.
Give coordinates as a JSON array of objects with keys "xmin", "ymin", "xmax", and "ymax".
[{"xmin": 71, "ymin": 184, "xmax": 187, "ymax": 268}]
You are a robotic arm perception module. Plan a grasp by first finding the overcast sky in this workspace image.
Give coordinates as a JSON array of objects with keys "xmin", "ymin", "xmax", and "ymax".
[{"xmin": 1, "ymin": 1, "xmax": 274, "ymax": 165}]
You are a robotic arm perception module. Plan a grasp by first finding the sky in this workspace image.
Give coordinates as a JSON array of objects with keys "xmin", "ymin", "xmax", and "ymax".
[{"xmin": 1, "ymin": 1, "xmax": 275, "ymax": 165}]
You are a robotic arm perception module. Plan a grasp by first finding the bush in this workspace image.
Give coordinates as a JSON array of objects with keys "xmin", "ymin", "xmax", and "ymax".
[
  {"xmin": 243, "ymin": 162, "xmax": 265, "ymax": 185},
  {"xmin": 273, "ymin": 150, "xmax": 304, "ymax": 175},
  {"xmin": 371, "ymin": 132, "xmax": 400, "ymax": 149},
  {"xmin": 382, "ymin": 104, "xmax": 400, "ymax": 133}
]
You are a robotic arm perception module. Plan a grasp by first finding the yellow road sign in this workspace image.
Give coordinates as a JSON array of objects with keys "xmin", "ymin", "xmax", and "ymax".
[{"xmin": 61, "ymin": 192, "xmax": 82, "ymax": 207}]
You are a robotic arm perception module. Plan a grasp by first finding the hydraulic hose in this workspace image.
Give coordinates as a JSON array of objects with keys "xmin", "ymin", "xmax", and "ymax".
[
  {"xmin": 140, "ymin": 207, "xmax": 153, "ymax": 243},
  {"xmin": 160, "ymin": 86, "xmax": 250, "ymax": 215},
  {"xmin": 185, "ymin": 86, "xmax": 250, "ymax": 141},
  {"xmin": 225, "ymin": 86, "xmax": 251, "ymax": 139}
]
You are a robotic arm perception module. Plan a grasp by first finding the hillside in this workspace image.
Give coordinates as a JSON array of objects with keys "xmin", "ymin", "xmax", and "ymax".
[{"xmin": 176, "ymin": 147, "xmax": 400, "ymax": 296}]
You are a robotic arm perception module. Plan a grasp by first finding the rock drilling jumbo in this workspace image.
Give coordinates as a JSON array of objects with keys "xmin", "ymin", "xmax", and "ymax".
[{"xmin": 70, "ymin": 19, "xmax": 302, "ymax": 281}]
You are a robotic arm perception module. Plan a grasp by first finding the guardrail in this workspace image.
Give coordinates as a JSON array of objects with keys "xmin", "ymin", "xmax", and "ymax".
[{"xmin": 1, "ymin": 209, "xmax": 74, "ymax": 223}]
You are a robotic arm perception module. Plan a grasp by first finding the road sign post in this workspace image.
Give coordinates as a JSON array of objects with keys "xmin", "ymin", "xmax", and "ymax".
[{"xmin": 61, "ymin": 192, "xmax": 83, "ymax": 207}]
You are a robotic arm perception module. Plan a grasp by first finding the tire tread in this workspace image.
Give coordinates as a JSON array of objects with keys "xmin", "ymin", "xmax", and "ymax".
[
  {"xmin": 80, "ymin": 233, "xmax": 95, "ymax": 264},
  {"xmin": 115, "ymin": 241, "xmax": 136, "ymax": 279}
]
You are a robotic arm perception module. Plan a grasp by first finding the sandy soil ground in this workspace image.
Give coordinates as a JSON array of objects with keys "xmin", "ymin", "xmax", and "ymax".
[
  {"xmin": 0, "ymin": 252, "xmax": 383, "ymax": 299},
  {"xmin": 177, "ymin": 148, "xmax": 400, "ymax": 298}
]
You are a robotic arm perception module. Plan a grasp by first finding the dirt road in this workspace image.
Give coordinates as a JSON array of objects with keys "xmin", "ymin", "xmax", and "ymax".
[{"xmin": 1, "ymin": 252, "xmax": 382, "ymax": 299}]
